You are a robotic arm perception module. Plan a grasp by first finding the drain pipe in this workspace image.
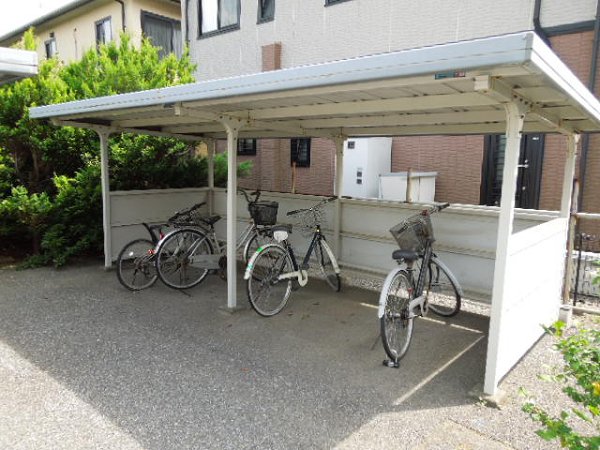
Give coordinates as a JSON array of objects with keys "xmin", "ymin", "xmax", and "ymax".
[
  {"xmin": 114, "ymin": 0, "xmax": 126, "ymax": 31},
  {"xmin": 533, "ymin": 0, "xmax": 551, "ymax": 45},
  {"xmin": 578, "ymin": 0, "xmax": 600, "ymax": 212}
]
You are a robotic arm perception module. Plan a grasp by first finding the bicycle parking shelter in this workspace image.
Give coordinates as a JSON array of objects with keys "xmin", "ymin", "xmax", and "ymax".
[{"xmin": 30, "ymin": 31, "xmax": 600, "ymax": 397}]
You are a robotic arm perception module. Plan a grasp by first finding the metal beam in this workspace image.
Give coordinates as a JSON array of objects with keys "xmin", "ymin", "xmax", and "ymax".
[{"xmin": 98, "ymin": 130, "xmax": 112, "ymax": 269}]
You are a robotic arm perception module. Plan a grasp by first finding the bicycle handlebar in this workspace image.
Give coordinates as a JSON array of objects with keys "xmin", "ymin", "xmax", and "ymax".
[
  {"xmin": 238, "ymin": 188, "xmax": 261, "ymax": 204},
  {"xmin": 422, "ymin": 202, "xmax": 451, "ymax": 216},
  {"xmin": 168, "ymin": 202, "xmax": 206, "ymax": 222},
  {"xmin": 286, "ymin": 196, "xmax": 337, "ymax": 217}
]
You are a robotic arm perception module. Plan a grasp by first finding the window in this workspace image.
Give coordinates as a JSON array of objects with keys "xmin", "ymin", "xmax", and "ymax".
[
  {"xmin": 199, "ymin": 0, "xmax": 240, "ymax": 36},
  {"xmin": 141, "ymin": 11, "xmax": 182, "ymax": 58},
  {"xmin": 95, "ymin": 17, "xmax": 112, "ymax": 46},
  {"xmin": 291, "ymin": 138, "xmax": 311, "ymax": 167},
  {"xmin": 44, "ymin": 37, "xmax": 57, "ymax": 59},
  {"xmin": 238, "ymin": 139, "xmax": 257, "ymax": 155},
  {"xmin": 258, "ymin": 0, "xmax": 275, "ymax": 23}
]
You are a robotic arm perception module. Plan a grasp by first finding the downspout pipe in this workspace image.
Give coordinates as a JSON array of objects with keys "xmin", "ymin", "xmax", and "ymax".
[
  {"xmin": 114, "ymin": 0, "xmax": 126, "ymax": 32},
  {"xmin": 533, "ymin": 0, "xmax": 551, "ymax": 45},
  {"xmin": 184, "ymin": 0, "xmax": 189, "ymax": 44},
  {"xmin": 578, "ymin": 0, "xmax": 600, "ymax": 212}
]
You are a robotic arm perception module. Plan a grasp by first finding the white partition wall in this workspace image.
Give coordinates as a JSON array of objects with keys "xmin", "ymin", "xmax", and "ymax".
[
  {"xmin": 485, "ymin": 218, "xmax": 567, "ymax": 386},
  {"xmin": 109, "ymin": 187, "xmax": 209, "ymax": 261}
]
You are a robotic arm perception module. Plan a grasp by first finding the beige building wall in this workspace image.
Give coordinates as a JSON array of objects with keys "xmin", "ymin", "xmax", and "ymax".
[{"xmin": 0, "ymin": 0, "xmax": 180, "ymax": 64}]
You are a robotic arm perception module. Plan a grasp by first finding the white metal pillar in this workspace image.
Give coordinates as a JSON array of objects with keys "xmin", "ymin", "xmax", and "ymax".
[
  {"xmin": 483, "ymin": 102, "xmax": 526, "ymax": 396},
  {"xmin": 206, "ymin": 139, "xmax": 216, "ymax": 215},
  {"xmin": 221, "ymin": 119, "xmax": 243, "ymax": 309},
  {"xmin": 560, "ymin": 134, "xmax": 580, "ymax": 218},
  {"xmin": 98, "ymin": 130, "xmax": 112, "ymax": 268},
  {"xmin": 333, "ymin": 136, "xmax": 345, "ymax": 258}
]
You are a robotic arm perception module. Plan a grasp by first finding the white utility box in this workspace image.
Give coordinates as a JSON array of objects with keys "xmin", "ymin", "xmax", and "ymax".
[
  {"xmin": 342, "ymin": 137, "xmax": 392, "ymax": 198},
  {"xmin": 378, "ymin": 172, "xmax": 437, "ymax": 202}
]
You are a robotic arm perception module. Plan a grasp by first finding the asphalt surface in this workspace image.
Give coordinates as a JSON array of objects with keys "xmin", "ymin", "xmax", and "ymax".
[{"xmin": 0, "ymin": 262, "xmax": 584, "ymax": 449}]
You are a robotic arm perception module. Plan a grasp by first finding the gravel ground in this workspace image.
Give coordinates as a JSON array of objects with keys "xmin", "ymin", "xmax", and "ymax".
[{"xmin": 0, "ymin": 262, "xmax": 597, "ymax": 449}]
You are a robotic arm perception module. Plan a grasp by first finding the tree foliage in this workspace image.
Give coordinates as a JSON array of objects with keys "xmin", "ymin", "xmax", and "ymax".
[
  {"xmin": 522, "ymin": 320, "xmax": 600, "ymax": 449},
  {"xmin": 0, "ymin": 29, "xmax": 251, "ymax": 266}
]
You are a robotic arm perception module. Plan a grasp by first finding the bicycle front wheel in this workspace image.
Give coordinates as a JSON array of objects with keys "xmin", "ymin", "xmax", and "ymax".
[
  {"xmin": 247, "ymin": 244, "xmax": 293, "ymax": 317},
  {"xmin": 425, "ymin": 258, "xmax": 461, "ymax": 317},
  {"xmin": 316, "ymin": 239, "xmax": 341, "ymax": 292},
  {"xmin": 156, "ymin": 228, "xmax": 213, "ymax": 290},
  {"xmin": 380, "ymin": 269, "xmax": 414, "ymax": 362},
  {"xmin": 117, "ymin": 238, "xmax": 157, "ymax": 291}
]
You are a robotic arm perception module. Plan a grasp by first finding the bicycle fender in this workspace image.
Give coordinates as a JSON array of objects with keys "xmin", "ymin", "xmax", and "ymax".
[
  {"xmin": 430, "ymin": 255, "xmax": 464, "ymax": 298},
  {"xmin": 377, "ymin": 267, "xmax": 409, "ymax": 319},
  {"xmin": 243, "ymin": 243, "xmax": 285, "ymax": 281}
]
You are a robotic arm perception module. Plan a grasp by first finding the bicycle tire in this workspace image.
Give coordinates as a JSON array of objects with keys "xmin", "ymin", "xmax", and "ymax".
[
  {"xmin": 379, "ymin": 269, "xmax": 414, "ymax": 362},
  {"xmin": 242, "ymin": 230, "xmax": 273, "ymax": 263},
  {"xmin": 155, "ymin": 228, "xmax": 213, "ymax": 290},
  {"xmin": 246, "ymin": 244, "xmax": 293, "ymax": 317},
  {"xmin": 116, "ymin": 238, "xmax": 158, "ymax": 291},
  {"xmin": 425, "ymin": 258, "xmax": 461, "ymax": 317},
  {"xmin": 316, "ymin": 239, "xmax": 341, "ymax": 292}
]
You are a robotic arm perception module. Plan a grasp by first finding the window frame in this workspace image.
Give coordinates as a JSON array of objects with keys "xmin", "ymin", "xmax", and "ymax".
[
  {"xmin": 257, "ymin": 0, "xmax": 275, "ymax": 24},
  {"xmin": 237, "ymin": 138, "xmax": 257, "ymax": 156},
  {"xmin": 198, "ymin": 0, "xmax": 241, "ymax": 39},
  {"xmin": 140, "ymin": 10, "xmax": 182, "ymax": 57},
  {"xmin": 44, "ymin": 37, "xmax": 57, "ymax": 59},
  {"xmin": 95, "ymin": 16, "xmax": 113, "ymax": 46},
  {"xmin": 325, "ymin": 0, "xmax": 354, "ymax": 6},
  {"xmin": 290, "ymin": 138, "xmax": 311, "ymax": 168}
]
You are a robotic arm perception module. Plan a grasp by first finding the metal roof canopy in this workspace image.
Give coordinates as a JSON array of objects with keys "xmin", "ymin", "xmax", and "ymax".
[
  {"xmin": 29, "ymin": 32, "xmax": 600, "ymax": 137},
  {"xmin": 0, "ymin": 47, "xmax": 38, "ymax": 86},
  {"xmin": 28, "ymin": 31, "xmax": 600, "ymax": 398}
]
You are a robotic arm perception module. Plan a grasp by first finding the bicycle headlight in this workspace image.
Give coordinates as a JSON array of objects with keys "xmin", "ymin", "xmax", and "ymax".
[{"xmin": 273, "ymin": 230, "xmax": 288, "ymax": 242}]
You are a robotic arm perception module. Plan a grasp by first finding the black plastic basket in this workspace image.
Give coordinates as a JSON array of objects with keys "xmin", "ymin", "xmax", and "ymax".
[
  {"xmin": 249, "ymin": 201, "xmax": 279, "ymax": 226},
  {"xmin": 389, "ymin": 214, "xmax": 434, "ymax": 253}
]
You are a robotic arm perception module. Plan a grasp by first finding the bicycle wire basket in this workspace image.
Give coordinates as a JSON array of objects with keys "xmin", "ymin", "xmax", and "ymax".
[
  {"xmin": 389, "ymin": 213, "xmax": 434, "ymax": 253},
  {"xmin": 294, "ymin": 207, "xmax": 325, "ymax": 238},
  {"xmin": 249, "ymin": 201, "xmax": 279, "ymax": 226}
]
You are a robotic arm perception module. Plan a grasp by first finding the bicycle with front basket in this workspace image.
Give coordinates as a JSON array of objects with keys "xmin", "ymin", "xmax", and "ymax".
[
  {"xmin": 244, "ymin": 196, "xmax": 341, "ymax": 317},
  {"xmin": 154, "ymin": 189, "xmax": 278, "ymax": 290},
  {"xmin": 379, "ymin": 202, "xmax": 463, "ymax": 367}
]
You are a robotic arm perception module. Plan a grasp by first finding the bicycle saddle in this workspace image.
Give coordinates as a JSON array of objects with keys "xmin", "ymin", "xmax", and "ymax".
[
  {"xmin": 201, "ymin": 215, "xmax": 221, "ymax": 226},
  {"xmin": 392, "ymin": 250, "xmax": 419, "ymax": 261},
  {"xmin": 269, "ymin": 224, "xmax": 293, "ymax": 234}
]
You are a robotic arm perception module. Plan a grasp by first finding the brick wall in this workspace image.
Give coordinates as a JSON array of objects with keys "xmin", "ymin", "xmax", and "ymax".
[{"xmin": 390, "ymin": 136, "xmax": 484, "ymax": 204}]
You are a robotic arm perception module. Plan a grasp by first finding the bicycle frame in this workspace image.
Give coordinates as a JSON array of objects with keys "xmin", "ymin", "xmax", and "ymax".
[{"xmin": 273, "ymin": 223, "xmax": 340, "ymax": 286}]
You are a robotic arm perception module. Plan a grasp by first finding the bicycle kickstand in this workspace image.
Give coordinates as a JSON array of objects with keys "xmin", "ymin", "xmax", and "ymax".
[{"xmin": 383, "ymin": 359, "xmax": 400, "ymax": 369}]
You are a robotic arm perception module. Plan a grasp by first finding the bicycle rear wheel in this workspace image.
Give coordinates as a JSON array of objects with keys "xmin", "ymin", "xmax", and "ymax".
[
  {"xmin": 116, "ymin": 238, "xmax": 157, "ymax": 291},
  {"xmin": 246, "ymin": 244, "xmax": 293, "ymax": 317},
  {"xmin": 316, "ymin": 239, "xmax": 341, "ymax": 292},
  {"xmin": 243, "ymin": 230, "xmax": 273, "ymax": 263},
  {"xmin": 380, "ymin": 269, "xmax": 414, "ymax": 362},
  {"xmin": 156, "ymin": 228, "xmax": 213, "ymax": 290},
  {"xmin": 425, "ymin": 259, "xmax": 461, "ymax": 317}
]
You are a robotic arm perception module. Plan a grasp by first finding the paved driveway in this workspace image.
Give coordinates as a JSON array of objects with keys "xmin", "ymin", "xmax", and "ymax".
[{"xmin": 0, "ymin": 263, "xmax": 562, "ymax": 449}]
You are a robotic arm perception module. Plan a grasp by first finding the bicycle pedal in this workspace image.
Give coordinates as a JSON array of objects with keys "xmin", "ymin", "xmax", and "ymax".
[{"xmin": 383, "ymin": 359, "xmax": 400, "ymax": 369}]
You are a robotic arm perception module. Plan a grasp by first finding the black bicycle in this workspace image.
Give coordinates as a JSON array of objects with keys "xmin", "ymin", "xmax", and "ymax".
[
  {"xmin": 244, "ymin": 197, "xmax": 341, "ymax": 317},
  {"xmin": 378, "ymin": 203, "xmax": 463, "ymax": 367}
]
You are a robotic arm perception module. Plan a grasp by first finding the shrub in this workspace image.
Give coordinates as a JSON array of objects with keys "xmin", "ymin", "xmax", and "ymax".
[{"xmin": 522, "ymin": 320, "xmax": 600, "ymax": 449}]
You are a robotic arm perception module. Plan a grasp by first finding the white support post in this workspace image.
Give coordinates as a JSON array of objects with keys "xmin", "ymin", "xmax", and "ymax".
[
  {"xmin": 206, "ymin": 139, "xmax": 216, "ymax": 215},
  {"xmin": 98, "ymin": 130, "xmax": 112, "ymax": 268},
  {"xmin": 333, "ymin": 136, "xmax": 345, "ymax": 259},
  {"xmin": 560, "ymin": 134, "xmax": 579, "ymax": 218},
  {"xmin": 483, "ymin": 102, "xmax": 526, "ymax": 396},
  {"xmin": 221, "ymin": 118, "xmax": 243, "ymax": 310}
]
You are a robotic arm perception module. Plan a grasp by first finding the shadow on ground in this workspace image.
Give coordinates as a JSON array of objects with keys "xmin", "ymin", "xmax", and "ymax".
[{"xmin": 0, "ymin": 263, "xmax": 490, "ymax": 449}]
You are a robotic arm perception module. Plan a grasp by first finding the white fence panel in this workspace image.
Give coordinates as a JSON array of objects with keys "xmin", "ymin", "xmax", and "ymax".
[
  {"xmin": 109, "ymin": 187, "xmax": 209, "ymax": 260},
  {"xmin": 212, "ymin": 190, "xmax": 556, "ymax": 300},
  {"xmin": 491, "ymin": 218, "xmax": 567, "ymax": 383}
]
